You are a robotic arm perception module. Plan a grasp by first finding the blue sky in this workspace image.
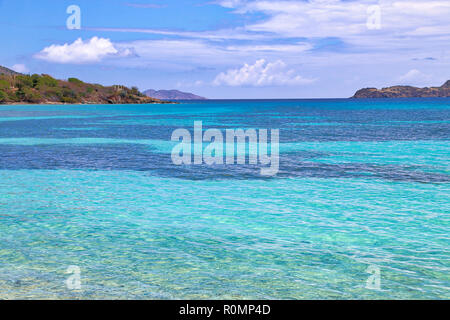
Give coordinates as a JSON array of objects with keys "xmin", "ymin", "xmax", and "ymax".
[{"xmin": 1, "ymin": 0, "xmax": 449, "ymax": 98}]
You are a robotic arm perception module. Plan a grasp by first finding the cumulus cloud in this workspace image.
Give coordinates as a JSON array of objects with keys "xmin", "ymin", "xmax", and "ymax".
[
  {"xmin": 397, "ymin": 69, "xmax": 432, "ymax": 84},
  {"xmin": 34, "ymin": 37, "xmax": 133, "ymax": 64},
  {"xmin": 213, "ymin": 59, "xmax": 315, "ymax": 86},
  {"xmin": 11, "ymin": 64, "xmax": 29, "ymax": 73}
]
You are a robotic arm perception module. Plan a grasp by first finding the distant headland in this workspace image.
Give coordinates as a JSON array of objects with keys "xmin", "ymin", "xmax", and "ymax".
[
  {"xmin": 0, "ymin": 65, "xmax": 168, "ymax": 105},
  {"xmin": 352, "ymin": 80, "xmax": 450, "ymax": 98},
  {"xmin": 144, "ymin": 89, "xmax": 207, "ymax": 101}
]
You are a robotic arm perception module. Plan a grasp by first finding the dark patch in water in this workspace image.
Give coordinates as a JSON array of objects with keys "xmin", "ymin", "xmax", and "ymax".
[{"xmin": 0, "ymin": 145, "xmax": 448, "ymax": 184}]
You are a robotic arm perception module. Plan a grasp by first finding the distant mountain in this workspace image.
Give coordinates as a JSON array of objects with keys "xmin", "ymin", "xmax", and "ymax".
[
  {"xmin": 352, "ymin": 80, "xmax": 450, "ymax": 98},
  {"xmin": 144, "ymin": 89, "xmax": 206, "ymax": 100},
  {"xmin": 0, "ymin": 65, "xmax": 21, "ymax": 76},
  {"xmin": 0, "ymin": 66, "xmax": 168, "ymax": 104}
]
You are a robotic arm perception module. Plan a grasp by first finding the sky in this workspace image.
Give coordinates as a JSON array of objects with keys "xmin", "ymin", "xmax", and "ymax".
[{"xmin": 1, "ymin": 0, "xmax": 449, "ymax": 98}]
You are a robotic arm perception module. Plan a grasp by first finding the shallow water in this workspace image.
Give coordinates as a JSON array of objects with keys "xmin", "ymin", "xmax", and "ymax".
[{"xmin": 0, "ymin": 98, "xmax": 449, "ymax": 299}]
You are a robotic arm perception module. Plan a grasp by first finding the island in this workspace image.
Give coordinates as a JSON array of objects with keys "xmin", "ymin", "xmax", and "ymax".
[
  {"xmin": 352, "ymin": 80, "xmax": 450, "ymax": 98},
  {"xmin": 0, "ymin": 65, "xmax": 167, "ymax": 104},
  {"xmin": 144, "ymin": 89, "xmax": 206, "ymax": 101}
]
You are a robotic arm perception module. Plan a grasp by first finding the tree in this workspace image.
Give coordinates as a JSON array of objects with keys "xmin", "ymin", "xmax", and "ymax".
[
  {"xmin": 131, "ymin": 86, "xmax": 140, "ymax": 95},
  {"xmin": 39, "ymin": 74, "xmax": 58, "ymax": 87},
  {"xmin": 16, "ymin": 75, "xmax": 33, "ymax": 88},
  {"xmin": 31, "ymin": 74, "xmax": 40, "ymax": 88}
]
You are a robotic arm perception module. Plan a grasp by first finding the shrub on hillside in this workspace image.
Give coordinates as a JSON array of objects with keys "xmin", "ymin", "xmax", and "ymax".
[
  {"xmin": 38, "ymin": 74, "xmax": 58, "ymax": 88},
  {"xmin": 68, "ymin": 77, "xmax": 84, "ymax": 85}
]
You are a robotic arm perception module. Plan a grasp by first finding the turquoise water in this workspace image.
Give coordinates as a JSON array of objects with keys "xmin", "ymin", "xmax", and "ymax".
[{"xmin": 0, "ymin": 99, "xmax": 449, "ymax": 299}]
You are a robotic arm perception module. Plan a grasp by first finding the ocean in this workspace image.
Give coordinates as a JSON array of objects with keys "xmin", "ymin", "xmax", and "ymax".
[{"xmin": 0, "ymin": 98, "xmax": 448, "ymax": 299}]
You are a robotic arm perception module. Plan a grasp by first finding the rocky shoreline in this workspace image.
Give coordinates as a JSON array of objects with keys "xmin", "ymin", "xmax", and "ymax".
[{"xmin": 352, "ymin": 80, "xmax": 450, "ymax": 98}]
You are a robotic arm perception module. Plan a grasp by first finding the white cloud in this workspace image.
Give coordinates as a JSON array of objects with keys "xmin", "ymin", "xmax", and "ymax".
[
  {"xmin": 110, "ymin": 39, "xmax": 312, "ymax": 71},
  {"xmin": 11, "ymin": 64, "xmax": 29, "ymax": 73},
  {"xmin": 221, "ymin": 0, "xmax": 450, "ymax": 45},
  {"xmin": 34, "ymin": 37, "xmax": 132, "ymax": 64},
  {"xmin": 84, "ymin": 0, "xmax": 450, "ymax": 64},
  {"xmin": 397, "ymin": 69, "xmax": 432, "ymax": 84},
  {"xmin": 113, "ymin": 40, "xmax": 228, "ymax": 70},
  {"xmin": 218, "ymin": 0, "xmax": 245, "ymax": 9},
  {"xmin": 86, "ymin": 1, "xmax": 448, "ymax": 43},
  {"xmin": 213, "ymin": 59, "xmax": 315, "ymax": 86},
  {"xmin": 85, "ymin": 26, "xmax": 266, "ymax": 41},
  {"xmin": 225, "ymin": 42, "xmax": 312, "ymax": 53}
]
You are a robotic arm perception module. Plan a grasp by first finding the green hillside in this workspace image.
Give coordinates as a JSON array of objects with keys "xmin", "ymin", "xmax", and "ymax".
[{"xmin": 0, "ymin": 68, "xmax": 166, "ymax": 104}]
